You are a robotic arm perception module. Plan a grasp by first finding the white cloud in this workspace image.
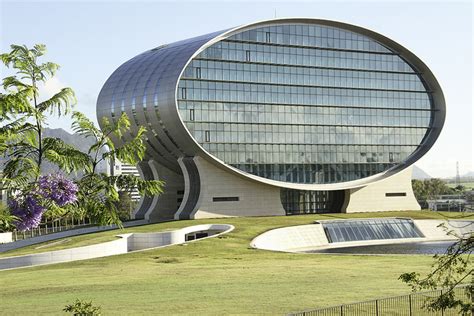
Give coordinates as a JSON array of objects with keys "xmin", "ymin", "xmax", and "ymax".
[{"xmin": 37, "ymin": 76, "xmax": 66, "ymax": 103}]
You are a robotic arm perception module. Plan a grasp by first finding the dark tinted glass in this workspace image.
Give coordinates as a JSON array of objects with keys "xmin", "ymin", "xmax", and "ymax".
[{"xmin": 323, "ymin": 219, "xmax": 423, "ymax": 243}]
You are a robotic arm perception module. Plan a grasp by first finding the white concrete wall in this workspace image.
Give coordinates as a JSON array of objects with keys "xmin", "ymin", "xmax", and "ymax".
[
  {"xmin": 250, "ymin": 224, "xmax": 328, "ymax": 252},
  {"xmin": 251, "ymin": 219, "xmax": 473, "ymax": 253},
  {"xmin": 414, "ymin": 220, "xmax": 472, "ymax": 240},
  {"xmin": 0, "ymin": 237, "xmax": 129, "ymax": 270},
  {"xmin": 129, "ymin": 224, "xmax": 233, "ymax": 250},
  {"xmin": 0, "ymin": 224, "xmax": 234, "ymax": 270},
  {"xmin": 344, "ymin": 167, "xmax": 421, "ymax": 213},
  {"xmin": 191, "ymin": 157, "xmax": 286, "ymax": 219},
  {"xmin": 0, "ymin": 232, "xmax": 12, "ymax": 244}
]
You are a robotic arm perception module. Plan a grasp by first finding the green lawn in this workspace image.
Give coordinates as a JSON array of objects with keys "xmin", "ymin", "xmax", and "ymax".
[{"xmin": 0, "ymin": 211, "xmax": 471, "ymax": 315}]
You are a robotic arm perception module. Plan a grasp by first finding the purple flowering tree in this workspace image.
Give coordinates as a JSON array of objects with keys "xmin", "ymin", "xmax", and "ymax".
[
  {"xmin": 8, "ymin": 174, "xmax": 78, "ymax": 231},
  {"xmin": 39, "ymin": 174, "xmax": 78, "ymax": 207},
  {"xmin": 8, "ymin": 195, "xmax": 44, "ymax": 231}
]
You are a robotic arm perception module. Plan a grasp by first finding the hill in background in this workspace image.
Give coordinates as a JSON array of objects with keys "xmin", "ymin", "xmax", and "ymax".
[
  {"xmin": 1, "ymin": 128, "xmax": 107, "ymax": 176},
  {"xmin": 412, "ymin": 165, "xmax": 432, "ymax": 180}
]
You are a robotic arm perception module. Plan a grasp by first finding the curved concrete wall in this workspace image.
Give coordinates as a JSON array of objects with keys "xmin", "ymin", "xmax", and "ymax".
[
  {"xmin": 251, "ymin": 224, "xmax": 328, "ymax": 252},
  {"xmin": 251, "ymin": 219, "xmax": 472, "ymax": 252},
  {"xmin": 0, "ymin": 224, "xmax": 234, "ymax": 271},
  {"xmin": 343, "ymin": 167, "xmax": 421, "ymax": 213}
]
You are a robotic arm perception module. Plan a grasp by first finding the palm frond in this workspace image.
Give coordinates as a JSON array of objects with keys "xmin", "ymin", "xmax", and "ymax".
[
  {"xmin": 3, "ymin": 156, "xmax": 39, "ymax": 180},
  {"xmin": 110, "ymin": 126, "xmax": 147, "ymax": 165},
  {"xmin": 72, "ymin": 111, "xmax": 100, "ymax": 138},
  {"xmin": 37, "ymin": 87, "xmax": 76, "ymax": 115},
  {"xmin": 0, "ymin": 90, "xmax": 35, "ymax": 118},
  {"xmin": 38, "ymin": 62, "xmax": 59, "ymax": 78},
  {"xmin": 43, "ymin": 137, "xmax": 92, "ymax": 173},
  {"xmin": 112, "ymin": 112, "xmax": 131, "ymax": 138}
]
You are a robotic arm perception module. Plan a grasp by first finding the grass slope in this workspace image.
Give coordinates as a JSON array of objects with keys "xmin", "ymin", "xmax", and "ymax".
[{"xmin": 0, "ymin": 211, "xmax": 471, "ymax": 315}]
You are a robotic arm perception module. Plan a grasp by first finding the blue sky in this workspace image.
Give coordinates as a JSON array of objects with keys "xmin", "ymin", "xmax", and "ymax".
[{"xmin": 1, "ymin": 0, "xmax": 472, "ymax": 178}]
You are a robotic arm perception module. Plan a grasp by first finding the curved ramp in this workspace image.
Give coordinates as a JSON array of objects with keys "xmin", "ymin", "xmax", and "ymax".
[{"xmin": 0, "ymin": 224, "xmax": 234, "ymax": 271}]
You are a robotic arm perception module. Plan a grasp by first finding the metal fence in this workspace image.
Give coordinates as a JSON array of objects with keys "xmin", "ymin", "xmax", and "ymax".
[
  {"xmin": 12, "ymin": 218, "xmax": 92, "ymax": 241},
  {"xmin": 288, "ymin": 285, "xmax": 472, "ymax": 316}
]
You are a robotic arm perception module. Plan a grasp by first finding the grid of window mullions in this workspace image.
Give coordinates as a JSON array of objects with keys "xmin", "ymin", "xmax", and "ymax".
[
  {"xmin": 281, "ymin": 189, "xmax": 333, "ymax": 214},
  {"xmin": 225, "ymin": 38, "xmax": 393, "ymax": 55},
  {"xmin": 193, "ymin": 128, "xmax": 426, "ymax": 146},
  {"xmin": 188, "ymin": 121, "xmax": 431, "ymax": 129},
  {"xmin": 175, "ymin": 24, "xmax": 434, "ymax": 184},
  {"xmin": 179, "ymin": 99, "xmax": 431, "ymax": 113},
  {"xmin": 200, "ymin": 143, "xmax": 418, "ymax": 165},
  {"xmin": 179, "ymin": 104, "xmax": 432, "ymax": 129},
  {"xmin": 185, "ymin": 60, "xmax": 425, "ymax": 92},
  {"xmin": 229, "ymin": 23, "xmax": 391, "ymax": 52},
  {"xmin": 201, "ymin": 39, "xmax": 411, "ymax": 73},
  {"xmin": 234, "ymin": 163, "xmax": 397, "ymax": 184},
  {"xmin": 178, "ymin": 81, "xmax": 431, "ymax": 110},
  {"xmin": 229, "ymin": 24, "xmax": 390, "ymax": 54},
  {"xmin": 183, "ymin": 77, "xmax": 426, "ymax": 94},
  {"xmin": 196, "ymin": 56, "xmax": 417, "ymax": 75}
]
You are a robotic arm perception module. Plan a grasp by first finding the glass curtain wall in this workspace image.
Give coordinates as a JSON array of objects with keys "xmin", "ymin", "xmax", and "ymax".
[{"xmin": 177, "ymin": 23, "xmax": 433, "ymax": 184}]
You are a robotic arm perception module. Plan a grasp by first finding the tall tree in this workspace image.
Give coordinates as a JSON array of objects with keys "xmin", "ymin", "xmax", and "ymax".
[
  {"xmin": 412, "ymin": 179, "xmax": 454, "ymax": 203},
  {"xmin": 0, "ymin": 44, "xmax": 86, "ymax": 230},
  {"xmin": 0, "ymin": 44, "xmax": 83, "ymax": 183},
  {"xmin": 70, "ymin": 111, "xmax": 164, "ymax": 226}
]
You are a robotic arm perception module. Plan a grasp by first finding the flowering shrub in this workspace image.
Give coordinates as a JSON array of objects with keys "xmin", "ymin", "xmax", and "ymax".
[
  {"xmin": 39, "ymin": 174, "xmax": 78, "ymax": 206},
  {"xmin": 8, "ymin": 195, "xmax": 44, "ymax": 231},
  {"xmin": 9, "ymin": 174, "xmax": 78, "ymax": 231}
]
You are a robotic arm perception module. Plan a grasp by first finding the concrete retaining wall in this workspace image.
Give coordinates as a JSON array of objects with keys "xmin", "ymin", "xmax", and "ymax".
[
  {"xmin": 250, "ymin": 224, "xmax": 328, "ymax": 252},
  {"xmin": 0, "ymin": 237, "xmax": 129, "ymax": 270},
  {"xmin": 0, "ymin": 232, "xmax": 12, "ymax": 244},
  {"xmin": 0, "ymin": 224, "xmax": 234, "ymax": 271},
  {"xmin": 0, "ymin": 219, "xmax": 149, "ymax": 253},
  {"xmin": 251, "ymin": 219, "xmax": 472, "ymax": 252}
]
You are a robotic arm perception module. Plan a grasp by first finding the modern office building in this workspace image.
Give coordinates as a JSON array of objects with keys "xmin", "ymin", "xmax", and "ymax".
[
  {"xmin": 96, "ymin": 18, "xmax": 445, "ymax": 221},
  {"xmin": 107, "ymin": 159, "xmax": 142, "ymax": 202}
]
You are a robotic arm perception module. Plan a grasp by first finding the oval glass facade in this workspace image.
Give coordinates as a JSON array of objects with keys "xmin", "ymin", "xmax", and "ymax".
[{"xmin": 177, "ymin": 23, "xmax": 434, "ymax": 184}]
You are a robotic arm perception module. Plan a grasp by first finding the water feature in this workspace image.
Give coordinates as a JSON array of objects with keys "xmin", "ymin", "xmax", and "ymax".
[
  {"xmin": 306, "ymin": 241, "xmax": 460, "ymax": 255},
  {"xmin": 322, "ymin": 218, "xmax": 423, "ymax": 243}
]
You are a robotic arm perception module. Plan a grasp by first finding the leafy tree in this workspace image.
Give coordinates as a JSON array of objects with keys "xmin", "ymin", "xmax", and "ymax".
[
  {"xmin": 0, "ymin": 44, "xmax": 82, "ymax": 183},
  {"xmin": 412, "ymin": 179, "xmax": 454, "ymax": 203},
  {"xmin": 116, "ymin": 191, "xmax": 137, "ymax": 221},
  {"xmin": 63, "ymin": 299, "xmax": 101, "ymax": 315},
  {"xmin": 400, "ymin": 222, "xmax": 473, "ymax": 314},
  {"xmin": 0, "ymin": 44, "xmax": 86, "ymax": 230},
  {"xmin": 70, "ymin": 111, "xmax": 163, "ymax": 226},
  {"xmin": 0, "ymin": 203, "xmax": 17, "ymax": 233},
  {"xmin": 453, "ymin": 185, "xmax": 467, "ymax": 194}
]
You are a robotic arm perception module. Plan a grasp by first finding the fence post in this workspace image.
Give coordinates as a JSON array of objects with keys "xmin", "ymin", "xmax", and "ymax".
[
  {"xmin": 409, "ymin": 294, "xmax": 412, "ymax": 316},
  {"xmin": 440, "ymin": 289, "xmax": 444, "ymax": 316},
  {"xmin": 340, "ymin": 305, "xmax": 343, "ymax": 316},
  {"xmin": 375, "ymin": 299, "xmax": 379, "ymax": 316}
]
